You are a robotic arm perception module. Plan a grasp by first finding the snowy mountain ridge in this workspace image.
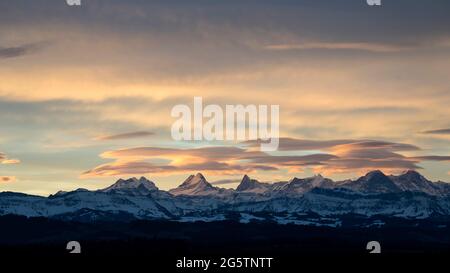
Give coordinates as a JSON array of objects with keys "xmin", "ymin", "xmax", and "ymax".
[{"xmin": 1, "ymin": 170, "xmax": 450, "ymax": 225}]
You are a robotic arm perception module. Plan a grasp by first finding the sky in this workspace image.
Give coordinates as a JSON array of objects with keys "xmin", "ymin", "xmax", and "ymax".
[{"xmin": 1, "ymin": 0, "xmax": 450, "ymax": 196}]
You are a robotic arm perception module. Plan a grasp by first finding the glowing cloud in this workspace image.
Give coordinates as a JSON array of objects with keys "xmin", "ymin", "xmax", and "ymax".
[
  {"xmin": 83, "ymin": 138, "xmax": 450, "ymax": 178},
  {"xmin": 0, "ymin": 176, "xmax": 16, "ymax": 183},
  {"xmin": 95, "ymin": 131, "xmax": 155, "ymax": 141},
  {"xmin": 0, "ymin": 152, "xmax": 20, "ymax": 165}
]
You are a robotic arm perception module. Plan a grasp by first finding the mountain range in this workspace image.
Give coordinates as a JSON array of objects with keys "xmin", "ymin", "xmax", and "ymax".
[{"xmin": 1, "ymin": 170, "xmax": 450, "ymax": 226}]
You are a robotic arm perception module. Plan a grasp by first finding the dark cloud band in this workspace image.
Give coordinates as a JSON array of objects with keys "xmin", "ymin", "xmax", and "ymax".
[
  {"xmin": 0, "ymin": 43, "xmax": 45, "ymax": 59},
  {"xmin": 421, "ymin": 129, "xmax": 450, "ymax": 135}
]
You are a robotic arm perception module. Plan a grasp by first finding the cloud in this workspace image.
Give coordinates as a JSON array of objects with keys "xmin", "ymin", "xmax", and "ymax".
[
  {"xmin": 179, "ymin": 161, "xmax": 276, "ymax": 172},
  {"xmin": 81, "ymin": 146, "xmax": 278, "ymax": 178},
  {"xmin": 82, "ymin": 161, "xmax": 177, "ymax": 177},
  {"xmin": 0, "ymin": 0, "xmax": 449, "ymax": 192},
  {"xmin": 0, "ymin": 95, "xmax": 176, "ymax": 151},
  {"xmin": 0, "ymin": 152, "xmax": 20, "ymax": 165},
  {"xmin": 0, "ymin": 43, "xmax": 45, "ymax": 59},
  {"xmin": 410, "ymin": 156, "xmax": 450, "ymax": 162},
  {"xmin": 421, "ymin": 128, "xmax": 450, "ymax": 135},
  {"xmin": 314, "ymin": 140, "xmax": 422, "ymax": 174},
  {"xmin": 245, "ymin": 138, "xmax": 447, "ymax": 175},
  {"xmin": 82, "ymin": 160, "xmax": 276, "ymax": 178},
  {"xmin": 0, "ymin": 176, "xmax": 16, "ymax": 183},
  {"xmin": 243, "ymin": 138, "xmax": 356, "ymax": 151},
  {"xmin": 83, "ymin": 137, "xmax": 445, "ymax": 178},
  {"xmin": 245, "ymin": 140, "xmax": 422, "ymax": 175},
  {"xmin": 246, "ymin": 154, "xmax": 338, "ymax": 167},
  {"xmin": 95, "ymin": 131, "xmax": 154, "ymax": 140},
  {"xmin": 264, "ymin": 42, "xmax": 414, "ymax": 53},
  {"xmin": 82, "ymin": 145, "xmax": 274, "ymax": 178},
  {"xmin": 332, "ymin": 141, "xmax": 420, "ymax": 152},
  {"xmin": 210, "ymin": 179, "xmax": 242, "ymax": 186},
  {"xmin": 1, "ymin": 159, "xmax": 21, "ymax": 165},
  {"xmin": 243, "ymin": 138, "xmax": 420, "ymax": 152},
  {"xmin": 314, "ymin": 158, "xmax": 421, "ymax": 176},
  {"xmin": 100, "ymin": 146, "xmax": 266, "ymax": 161}
]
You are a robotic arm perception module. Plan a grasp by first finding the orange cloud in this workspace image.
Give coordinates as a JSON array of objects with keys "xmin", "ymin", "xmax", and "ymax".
[
  {"xmin": 0, "ymin": 152, "xmax": 20, "ymax": 165},
  {"xmin": 83, "ymin": 138, "xmax": 450, "ymax": 178},
  {"xmin": 0, "ymin": 176, "xmax": 16, "ymax": 183},
  {"xmin": 1, "ymin": 159, "xmax": 21, "ymax": 165},
  {"xmin": 82, "ymin": 146, "xmax": 275, "ymax": 178},
  {"xmin": 82, "ymin": 160, "xmax": 275, "ymax": 178}
]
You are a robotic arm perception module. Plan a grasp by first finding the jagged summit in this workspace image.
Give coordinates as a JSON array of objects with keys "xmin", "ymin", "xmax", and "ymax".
[
  {"xmin": 181, "ymin": 173, "xmax": 208, "ymax": 186},
  {"xmin": 42, "ymin": 170, "xmax": 450, "ymax": 201},
  {"xmin": 2, "ymin": 170, "xmax": 450, "ymax": 222},
  {"xmin": 169, "ymin": 173, "xmax": 218, "ymax": 196},
  {"xmin": 101, "ymin": 176, "xmax": 158, "ymax": 194},
  {"xmin": 236, "ymin": 175, "xmax": 269, "ymax": 193},
  {"xmin": 281, "ymin": 174, "xmax": 334, "ymax": 194}
]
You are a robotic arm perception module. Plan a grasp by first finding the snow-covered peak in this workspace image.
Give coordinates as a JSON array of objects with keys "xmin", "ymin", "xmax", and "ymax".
[
  {"xmin": 390, "ymin": 170, "xmax": 440, "ymax": 195},
  {"xmin": 236, "ymin": 175, "xmax": 269, "ymax": 193},
  {"xmin": 236, "ymin": 174, "xmax": 251, "ymax": 190},
  {"xmin": 281, "ymin": 175, "xmax": 334, "ymax": 194},
  {"xmin": 365, "ymin": 170, "xmax": 386, "ymax": 178},
  {"xmin": 181, "ymin": 173, "xmax": 207, "ymax": 187},
  {"xmin": 341, "ymin": 170, "xmax": 401, "ymax": 193},
  {"xmin": 169, "ymin": 173, "xmax": 218, "ymax": 196},
  {"xmin": 2, "ymin": 170, "xmax": 450, "ymax": 222},
  {"xmin": 311, "ymin": 175, "xmax": 332, "ymax": 187},
  {"xmin": 399, "ymin": 170, "xmax": 426, "ymax": 181},
  {"xmin": 100, "ymin": 177, "xmax": 158, "ymax": 194}
]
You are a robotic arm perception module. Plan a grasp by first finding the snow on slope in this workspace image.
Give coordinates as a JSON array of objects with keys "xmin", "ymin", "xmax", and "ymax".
[
  {"xmin": 169, "ymin": 173, "xmax": 232, "ymax": 197},
  {"xmin": 1, "ymin": 171, "xmax": 450, "ymax": 223}
]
